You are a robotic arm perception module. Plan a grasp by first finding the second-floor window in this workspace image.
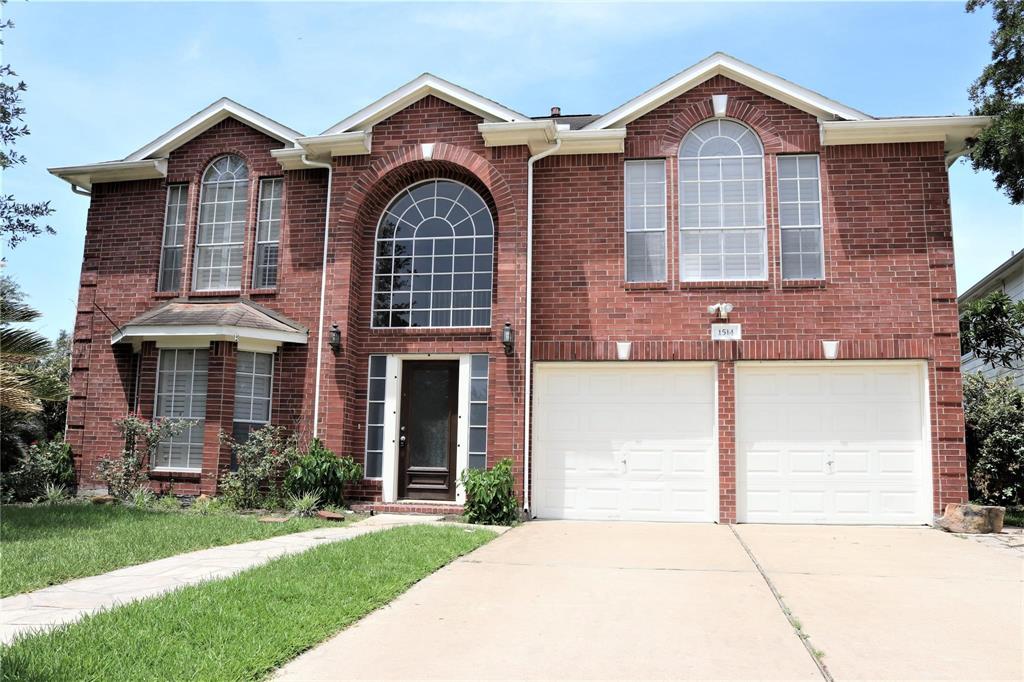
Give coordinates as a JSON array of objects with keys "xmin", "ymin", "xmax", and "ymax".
[
  {"xmin": 624, "ymin": 160, "xmax": 667, "ymax": 283},
  {"xmin": 778, "ymin": 155, "xmax": 824, "ymax": 280},
  {"xmin": 158, "ymin": 185, "xmax": 188, "ymax": 292},
  {"xmin": 253, "ymin": 178, "xmax": 282, "ymax": 288},
  {"xmin": 679, "ymin": 119, "xmax": 766, "ymax": 281},
  {"xmin": 194, "ymin": 154, "xmax": 249, "ymax": 291}
]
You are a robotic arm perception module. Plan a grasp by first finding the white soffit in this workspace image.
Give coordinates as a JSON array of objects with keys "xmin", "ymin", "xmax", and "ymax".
[
  {"xmin": 322, "ymin": 73, "xmax": 529, "ymax": 134},
  {"xmin": 819, "ymin": 116, "xmax": 992, "ymax": 164},
  {"xmin": 48, "ymin": 159, "xmax": 168, "ymax": 192},
  {"xmin": 584, "ymin": 52, "xmax": 873, "ymax": 130}
]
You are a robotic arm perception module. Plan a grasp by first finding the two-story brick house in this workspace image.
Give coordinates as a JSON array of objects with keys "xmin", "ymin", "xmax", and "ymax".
[{"xmin": 51, "ymin": 53, "xmax": 987, "ymax": 524}]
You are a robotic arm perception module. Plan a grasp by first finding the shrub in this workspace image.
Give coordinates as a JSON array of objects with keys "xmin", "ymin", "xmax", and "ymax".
[
  {"xmin": 219, "ymin": 425, "xmax": 298, "ymax": 510},
  {"xmin": 1, "ymin": 436, "xmax": 76, "ymax": 502},
  {"xmin": 40, "ymin": 482, "xmax": 68, "ymax": 505},
  {"xmin": 153, "ymin": 494, "xmax": 181, "ymax": 512},
  {"xmin": 287, "ymin": 490, "xmax": 322, "ymax": 517},
  {"xmin": 460, "ymin": 458, "xmax": 519, "ymax": 526},
  {"xmin": 188, "ymin": 495, "xmax": 227, "ymax": 516},
  {"xmin": 127, "ymin": 486, "xmax": 156, "ymax": 509},
  {"xmin": 285, "ymin": 438, "xmax": 362, "ymax": 506},
  {"xmin": 964, "ymin": 373, "xmax": 1024, "ymax": 506},
  {"xmin": 97, "ymin": 415, "xmax": 191, "ymax": 500}
]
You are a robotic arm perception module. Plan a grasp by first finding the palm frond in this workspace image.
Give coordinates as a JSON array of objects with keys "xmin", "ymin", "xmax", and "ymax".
[
  {"xmin": 0, "ymin": 299, "xmax": 41, "ymax": 325},
  {"xmin": 1, "ymin": 327, "xmax": 51, "ymax": 361},
  {"xmin": 0, "ymin": 368, "xmax": 42, "ymax": 414}
]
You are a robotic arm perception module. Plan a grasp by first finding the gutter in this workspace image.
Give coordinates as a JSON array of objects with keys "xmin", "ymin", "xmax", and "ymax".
[
  {"xmin": 300, "ymin": 154, "xmax": 334, "ymax": 439},
  {"xmin": 523, "ymin": 138, "xmax": 561, "ymax": 515}
]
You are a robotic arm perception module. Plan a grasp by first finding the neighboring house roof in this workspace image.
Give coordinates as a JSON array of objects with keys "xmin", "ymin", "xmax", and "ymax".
[
  {"xmin": 582, "ymin": 51, "xmax": 873, "ymax": 130},
  {"xmin": 49, "ymin": 98, "xmax": 303, "ymax": 191},
  {"xmin": 110, "ymin": 299, "xmax": 308, "ymax": 348},
  {"xmin": 958, "ymin": 250, "xmax": 1024, "ymax": 309}
]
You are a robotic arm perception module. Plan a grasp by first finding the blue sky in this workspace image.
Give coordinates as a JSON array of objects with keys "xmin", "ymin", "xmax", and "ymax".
[{"xmin": 4, "ymin": 1, "xmax": 1022, "ymax": 338}]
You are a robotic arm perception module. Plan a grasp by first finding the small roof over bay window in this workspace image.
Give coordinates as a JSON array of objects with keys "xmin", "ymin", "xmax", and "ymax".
[{"xmin": 111, "ymin": 299, "xmax": 307, "ymax": 352}]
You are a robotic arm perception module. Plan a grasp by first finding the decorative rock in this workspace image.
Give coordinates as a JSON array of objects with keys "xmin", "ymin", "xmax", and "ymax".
[
  {"xmin": 936, "ymin": 503, "xmax": 1006, "ymax": 534},
  {"xmin": 90, "ymin": 495, "xmax": 117, "ymax": 505},
  {"xmin": 316, "ymin": 510, "xmax": 345, "ymax": 521},
  {"xmin": 259, "ymin": 516, "xmax": 290, "ymax": 524}
]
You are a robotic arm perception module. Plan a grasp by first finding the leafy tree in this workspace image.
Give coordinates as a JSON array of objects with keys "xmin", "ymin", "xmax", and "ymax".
[
  {"xmin": 965, "ymin": 0, "xmax": 1024, "ymax": 203},
  {"xmin": 960, "ymin": 289, "xmax": 1024, "ymax": 368},
  {"xmin": 29, "ymin": 330, "xmax": 71, "ymax": 439},
  {"xmin": 963, "ymin": 373, "xmax": 1024, "ymax": 505},
  {"xmin": 0, "ymin": 0, "xmax": 54, "ymax": 249}
]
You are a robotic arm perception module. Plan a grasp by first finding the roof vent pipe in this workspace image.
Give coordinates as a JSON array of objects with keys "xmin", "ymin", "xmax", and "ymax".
[{"xmin": 550, "ymin": 106, "xmax": 561, "ymax": 117}]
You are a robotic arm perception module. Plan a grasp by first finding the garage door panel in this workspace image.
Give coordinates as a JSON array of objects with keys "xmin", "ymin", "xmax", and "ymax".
[
  {"xmin": 533, "ymin": 364, "xmax": 716, "ymax": 522},
  {"xmin": 737, "ymin": 362, "xmax": 930, "ymax": 525}
]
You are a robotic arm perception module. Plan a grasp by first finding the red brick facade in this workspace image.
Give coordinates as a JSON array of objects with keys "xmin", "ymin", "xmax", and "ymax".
[{"xmin": 67, "ymin": 78, "xmax": 967, "ymax": 519}]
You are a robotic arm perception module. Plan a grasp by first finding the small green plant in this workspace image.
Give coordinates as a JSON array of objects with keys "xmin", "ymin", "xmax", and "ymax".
[
  {"xmin": 287, "ymin": 490, "xmax": 322, "ymax": 517},
  {"xmin": 97, "ymin": 415, "xmax": 191, "ymax": 500},
  {"xmin": 152, "ymin": 494, "xmax": 181, "ymax": 512},
  {"xmin": 460, "ymin": 458, "xmax": 519, "ymax": 526},
  {"xmin": 127, "ymin": 486, "xmax": 156, "ymax": 509},
  {"xmin": 1, "ymin": 436, "xmax": 76, "ymax": 503},
  {"xmin": 40, "ymin": 482, "xmax": 68, "ymax": 505},
  {"xmin": 285, "ymin": 438, "xmax": 362, "ymax": 506},
  {"xmin": 189, "ymin": 495, "xmax": 227, "ymax": 516},
  {"xmin": 219, "ymin": 425, "xmax": 299, "ymax": 509}
]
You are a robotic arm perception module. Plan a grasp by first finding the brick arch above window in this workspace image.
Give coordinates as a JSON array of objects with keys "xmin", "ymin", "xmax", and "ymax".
[{"xmin": 651, "ymin": 100, "xmax": 788, "ymax": 159}]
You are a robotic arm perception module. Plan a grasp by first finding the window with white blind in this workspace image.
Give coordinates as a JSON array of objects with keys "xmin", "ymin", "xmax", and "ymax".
[
  {"xmin": 232, "ymin": 351, "xmax": 273, "ymax": 443},
  {"xmin": 157, "ymin": 185, "xmax": 188, "ymax": 292},
  {"xmin": 363, "ymin": 355, "xmax": 387, "ymax": 479},
  {"xmin": 194, "ymin": 155, "xmax": 249, "ymax": 291},
  {"xmin": 679, "ymin": 119, "xmax": 766, "ymax": 281},
  {"xmin": 624, "ymin": 160, "xmax": 667, "ymax": 282},
  {"xmin": 778, "ymin": 155, "xmax": 824, "ymax": 280},
  {"xmin": 253, "ymin": 178, "xmax": 282, "ymax": 288},
  {"xmin": 154, "ymin": 349, "xmax": 208, "ymax": 471}
]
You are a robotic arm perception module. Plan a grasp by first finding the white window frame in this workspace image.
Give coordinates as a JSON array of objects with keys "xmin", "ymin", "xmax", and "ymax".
[
  {"xmin": 624, "ymin": 159, "xmax": 667, "ymax": 283},
  {"xmin": 777, "ymin": 154, "xmax": 825, "ymax": 280},
  {"xmin": 253, "ymin": 177, "xmax": 282, "ymax": 289},
  {"xmin": 152, "ymin": 348, "xmax": 208, "ymax": 472},
  {"xmin": 233, "ymin": 351, "xmax": 274, "ymax": 436},
  {"xmin": 193, "ymin": 154, "xmax": 249, "ymax": 292},
  {"xmin": 157, "ymin": 184, "xmax": 188, "ymax": 292},
  {"xmin": 679, "ymin": 119, "xmax": 767, "ymax": 282}
]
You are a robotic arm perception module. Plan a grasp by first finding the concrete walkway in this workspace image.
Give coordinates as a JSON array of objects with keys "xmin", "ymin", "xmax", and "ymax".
[
  {"xmin": 276, "ymin": 521, "xmax": 1023, "ymax": 681},
  {"xmin": 0, "ymin": 514, "xmax": 439, "ymax": 644}
]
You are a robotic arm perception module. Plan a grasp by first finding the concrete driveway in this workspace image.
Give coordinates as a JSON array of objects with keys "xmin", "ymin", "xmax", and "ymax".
[{"xmin": 275, "ymin": 521, "xmax": 1023, "ymax": 681}]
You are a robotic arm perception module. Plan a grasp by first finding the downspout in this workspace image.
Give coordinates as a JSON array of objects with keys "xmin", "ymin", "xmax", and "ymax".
[
  {"xmin": 523, "ymin": 137, "xmax": 561, "ymax": 516},
  {"xmin": 300, "ymin": 153, "xmax": 333, "ymax": 438},
  {"xmin": 70, "ymin": 185, "xmax": 91, "ymax": 197}
]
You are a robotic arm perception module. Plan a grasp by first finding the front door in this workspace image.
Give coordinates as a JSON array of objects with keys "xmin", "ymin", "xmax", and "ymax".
[{"xmin": 399, "ymin": 360, "xmax": 459, "ymax": 500}]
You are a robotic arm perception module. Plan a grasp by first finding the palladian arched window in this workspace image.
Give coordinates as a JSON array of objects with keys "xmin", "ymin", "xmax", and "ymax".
[
  {"xmin": 372, "ymin": 179, "xmax": 494, "ymax": 328},
  {"xmin": 194, "ymin": 154, "xmax": 249, "ymax": 291},
  {"xmin": 679, "ymin": 120, "xmax": 765, "ymax": 281}
]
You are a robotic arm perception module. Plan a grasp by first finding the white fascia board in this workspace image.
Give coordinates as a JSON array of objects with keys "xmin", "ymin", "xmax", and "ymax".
[
  {"xmin": 478, "ymin": 120, "xmax": 558, "ymax": 154},
  {"xmin": 110, "ymin": 324, "xmax": 307, "ymax": 347},
  {"xmin": 48, "ymin": 158, "xmax": 168, "ymax": 191},
  {"xmin": 271, "ymin": 147, "xmax": 320, "ymax": 171},
  {"xmin": 585, "ymin": 52, "xmax": 872, "ymax": 131},
  {"xmin": 295, "ymin": 131, "xmax": 373, "ymax": 157},
  {"xmin": 322, "ymin": 73, "xmax": 529, "ymax": 134},
  {"xmin": 125, "ymin": 98, "xmax": 303, "ymax": 161},
  {"xmin": 551, "ymin": 128, "xmax": 627, "ymax": 155},
  {"xmin": 820, "ymin": 115, "xmax": 992, "ymax": 165}
]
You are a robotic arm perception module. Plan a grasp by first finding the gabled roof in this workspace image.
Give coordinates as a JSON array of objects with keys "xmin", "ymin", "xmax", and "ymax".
[
  {"xmin": 321, "ymin": 73, "xmax": 529, "ymax": 134},
  {"xmin": 111, "ymin": 299, "xmax": 308, "ymax": 348},
  {"xmin": 584, "ymin": 52, "xmax": 872, "ymax": 130},
  {"xmin": 126, "ymin": 97, "xmax": 303, "ymax": 161}
]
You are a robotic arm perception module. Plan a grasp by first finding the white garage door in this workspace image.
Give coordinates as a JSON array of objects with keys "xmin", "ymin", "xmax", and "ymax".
[
  {"xmin": 736, "ymin": 362, "xmax": 931, "ymax": 524},
  {"xmin": 532, "ymin": 363, "xmax": 717, "ymax": 522}
]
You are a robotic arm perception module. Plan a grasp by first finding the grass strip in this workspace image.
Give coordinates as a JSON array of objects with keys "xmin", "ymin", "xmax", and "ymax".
[
  {"xmin": 1, "ymin": 524, "xmax": 495, "ymax": 681},
  {"xmin": 0, "ymin": 504, "xmax": 339, "ymax": 597}
]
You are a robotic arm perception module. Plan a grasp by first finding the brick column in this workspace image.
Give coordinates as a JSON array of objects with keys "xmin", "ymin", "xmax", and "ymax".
[
  {"xmin": 717, "ymin": 360, "xmax": 737, "ymax": 524},
  {"xmin": 201, "ymin": 341, "xmax": 236, "ymax": 495}
]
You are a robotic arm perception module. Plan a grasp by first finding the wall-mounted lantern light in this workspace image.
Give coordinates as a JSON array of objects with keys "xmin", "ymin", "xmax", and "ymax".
[
  {"xmin": 502, "ymin": 322, "xmax": 514, "ymax": 357},
  {"xmin": 328, "ymin": 323, "xmax": 342, "ymax": 354}
]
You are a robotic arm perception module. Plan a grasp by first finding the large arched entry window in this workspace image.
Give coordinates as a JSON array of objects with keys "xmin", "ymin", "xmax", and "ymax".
[
  {"xmin": 679, "ymin": 120, "xmax": 766, "ymax": 281},
  {"xmin": 372, "ymin": 179, "xmax": 494, "ymax": 328}
]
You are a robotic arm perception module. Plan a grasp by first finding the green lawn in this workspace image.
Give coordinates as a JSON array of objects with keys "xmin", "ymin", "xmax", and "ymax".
[
  {"xmin": 1, "ymin": 524, "xmax": 495, "ymax": 682},
  {"xmin": 0, "ymin": 504, "xmax": 342, "ymax": 597}
]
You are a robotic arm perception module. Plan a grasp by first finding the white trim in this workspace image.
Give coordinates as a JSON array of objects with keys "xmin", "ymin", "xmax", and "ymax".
[
  {"xmin": 323, "ymin": 73, "xmax": 528, "ymax": 134},
  {"xmin": 47, "ymin": 159, "xmax": 167, "ymax": 192},
  {"xmin": 819, "ymin": 116, "xmax": 991, "ymax": 166},
  {"xmin": 586, "ymin": 52, "xmax": 872, "ymax": 130},
  {"xmin": 478, "ymin": 123, "xmax": 626, "ymax": 155},
  {"xmin": 293, "ymin": 131, "xmax": 373, "ymax": 158},
  {"xmin": 111, "ymin": 324, "xmax": 307, "ymax": 347},
  {"xmin": 126, "ymin": 98, "xmax": 302, "ymax": 161},
  {"xmin": 551, "ymin": 128, "xmax": 626, "ymax": 155},
  {"xmin": 456, "ymin": 355, "xmax": 471, "ymax": 505}
]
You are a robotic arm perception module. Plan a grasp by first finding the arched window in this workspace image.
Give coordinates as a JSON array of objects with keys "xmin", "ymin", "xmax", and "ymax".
[
  {"xmin": 679, "ymin": 120, "xmax": 765, "ymax": 281},
  {"xmin": 194, "ymin": 154, "xmax": 249, "ymax": 290},
  {"xmin": 372, "ymin": 179, "xmax": 494, "ymax": 328}
]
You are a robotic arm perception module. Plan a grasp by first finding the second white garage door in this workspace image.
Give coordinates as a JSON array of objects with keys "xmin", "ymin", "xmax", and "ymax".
[
  {"xmin": 736, "ymin": 362, "xmax": 931, "ymax": 525},
  {"xmin": 532, "ymin": 363, "xmax": 717, "ymax": 522}
]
